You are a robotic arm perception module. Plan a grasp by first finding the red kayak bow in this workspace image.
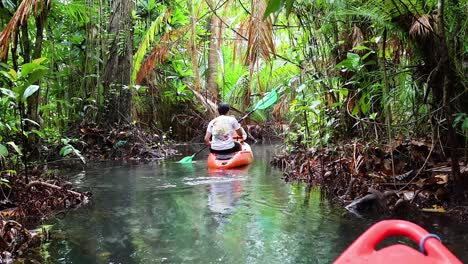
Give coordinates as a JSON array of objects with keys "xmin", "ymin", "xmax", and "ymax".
[{"xmin": 334, "ymin": 220, "xmax": 462, "ymax": 264}]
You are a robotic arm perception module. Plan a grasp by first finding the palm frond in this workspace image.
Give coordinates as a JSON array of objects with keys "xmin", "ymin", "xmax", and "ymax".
[
  {"xmin": 244, "ymin": 0, "xmax": 276, "ymax": 65},
  {"xmin": 0, "ymin": 0, "xmax": 51, "ymax": 59},
  {"xmin": 132, "ymin": 7, "xmax": 170, "ymax": 83},
  {"xmin": 409, "ymin": 15, "xmax": 433, "ymax": 38},
  {"xmin": 136, "ymin": 26, "xmax": 189, "ymax": 84},
  {"xmin": 232, "ymin": 20, "xmax": 247, "ymax": 67}
]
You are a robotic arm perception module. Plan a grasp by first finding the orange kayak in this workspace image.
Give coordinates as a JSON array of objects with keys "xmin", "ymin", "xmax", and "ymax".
[
  {"xmin": 207, "ymin": 142, "xmax": 253, "ymax": 169},
  {"xmin": 334, "ymin": 220, "xmax": 462, "ymax": 263}
]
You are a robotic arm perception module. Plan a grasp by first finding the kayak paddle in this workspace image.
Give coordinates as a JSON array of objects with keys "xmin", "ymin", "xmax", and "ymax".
[
  {"xmin": 177, "ymin": 145, "xmax": 208, "ymax": 163},
  {"xmin": 238, "ymin": 89, "xmax": 278, "ymax": 122},
  {"xmin": 177, "ymin": 89, "xmax": 278, "ymax": 163}
]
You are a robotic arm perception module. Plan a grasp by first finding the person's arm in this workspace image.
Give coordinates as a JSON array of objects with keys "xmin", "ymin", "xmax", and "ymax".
[
  {"xmin": 205, "ymin": 120, "xmax": 214, "ymax": 146},
  {"xmin": 204, "ymin": 132, "xmax": 212, "ymax": 146},
  {"xmin": 235, "ymin": 128, "xmax": 243, "ymax": 139},
  {"xmin": 233, "ymin": 117, "xmax": 246, "ymax": 141}
]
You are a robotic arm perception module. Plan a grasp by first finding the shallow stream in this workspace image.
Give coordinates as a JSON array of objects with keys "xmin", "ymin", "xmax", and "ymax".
[{"xmin": 47, "ymin": 145, "xmax": 468, "ymax": 263}]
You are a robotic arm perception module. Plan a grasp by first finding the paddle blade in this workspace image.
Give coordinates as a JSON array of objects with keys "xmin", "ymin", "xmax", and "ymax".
[
  {"xmin": 253, "ymin": 89, "xmax": 278, "ymax": 110},
  {"xmin": 177, "ymin": 155, "xmax": 195, "ymax": 163}
]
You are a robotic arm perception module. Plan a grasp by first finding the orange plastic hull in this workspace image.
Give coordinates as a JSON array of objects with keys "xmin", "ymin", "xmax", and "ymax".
[{"xmin": 207, "ymin": 143, "xmax": 253, "ymax": 169}]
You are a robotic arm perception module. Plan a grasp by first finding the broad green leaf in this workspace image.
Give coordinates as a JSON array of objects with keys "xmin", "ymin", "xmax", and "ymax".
[
  {"xmin": 0, "ymin": 88, "xmax": 16, "ymax": 99},
  {"xmin": 6, "ymin": 141, "xmax": 21, "ymax": 155},
  {"xmin": 264, "ymin": 0, "xmax": 283, "ymax": 19},
  {"xmin": 336, "ymin": 53, "xmax": 361, "ymax": 71},
  {"xmin": 22, "ymin": 85, "xmax": 39, "ymax": 102},
  {"xmin": 27, "ymin": 68, "xmax": 47, "ymax": 84},
  {"xmin": 147, "ymin": 0, "xmax": 156, "ymax": 11},
  {"xmin": 0, "ymin": 144, "xmax": 7, "ymax": 157},
  {"xmin": 32, "ymin": 57, "xmax": 46, "ymax": 64},
  {"xmin": 352, "ymin": 105, "xmax": 360, "ymax": 116},
  {"xmin": 21, "ymin": 62, "xmax": 40, "ymax": 77},
  {"xmin": 339, "ymin": 88, "xmax": 349, "ymax": 98},
  {"xmin": 60, "ymin": 145, "xmax": 73, "ymax": 156},
  {"xmin": 454, "ymin": 113, "xmax": 464, "ymax": 124}
]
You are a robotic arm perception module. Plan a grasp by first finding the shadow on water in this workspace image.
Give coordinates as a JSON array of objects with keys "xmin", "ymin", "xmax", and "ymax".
[{"xmin": 46, "ymin": 144, "xmax": 468, "ymax": 263}]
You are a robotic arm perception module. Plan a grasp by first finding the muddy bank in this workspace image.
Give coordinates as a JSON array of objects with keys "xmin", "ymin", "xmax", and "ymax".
[
  {"xmin": 271, "ymin": 139, "xmax": 468, "ymax": 221},
  {"xmin": 0, "ymin": 171, "xmax": 90, "ymax": 263},
  {"xmin": 0, "ymin": 124, "xmax": 178, "ymax": 262},
  {"xmin": 76, "ymin": 124, "xmax": 178, "ymax": 161}
]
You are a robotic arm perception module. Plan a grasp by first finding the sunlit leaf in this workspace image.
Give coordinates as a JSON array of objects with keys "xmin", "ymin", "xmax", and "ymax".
[
  {"xmin": 60, "ymin": 145, "xmax": 73, "ymax": 156},
  {"xmin": 0, "ymin": 179, "xmax": 11, "ymax": 188},
  {"xmin": 22, "ymin": 85, "xmax": 39, "ymax": 102},
  {"xmin": 6, "ymin": 141, "xmax": 21, "ymax": 155},
  {"xmin": 32, "ymin": 57, "xmax": 46, "ymax": 64},
  {"xmin": 0, "ymin": 88, "xmax": 16, "ymax": 99},
  {"xmin": 23, "ymin": 118, "xmax": 41, "ymax": 128}
]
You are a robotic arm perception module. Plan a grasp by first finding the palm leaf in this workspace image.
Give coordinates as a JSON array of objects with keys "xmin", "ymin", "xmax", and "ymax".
[
  {"xmin": 0, "ymin": 0, "xmax": 51, "ymax": 59},
  {"xmin": 244, "ymin": 0, "xmax": 276, "ymax": 65},
  {"xmin": 409, "ymin": 15, "xmax": 434, "ymax": 38},
  {"xmin": 132, "ymin": 7, "xmax": 170, "ymax": 83},
  {"xmin": 135, "ymin": 26, "xmax": 189, "ymax": 84}
]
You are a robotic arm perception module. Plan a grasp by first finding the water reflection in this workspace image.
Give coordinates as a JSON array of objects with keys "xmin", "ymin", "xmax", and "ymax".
[{"xmin": 207, "ymin": 167, "xmax": 249, "ymax": 215}]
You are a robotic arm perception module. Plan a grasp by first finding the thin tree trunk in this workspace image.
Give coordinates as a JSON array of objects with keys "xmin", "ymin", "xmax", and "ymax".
[
  {"xmin": 188, "ymin": 0, "xmax": 201, "ymax": 92},
  {"xmin": 26, "ymin": 6, "xmax": 49, "ymax": 130},
  {"xmin": 206, "ymin": 0, "xmax": 221, "ymax": 101},
  {"xmin": 20, "ymin": 24, "xmax": 30, "ymax": 63}
]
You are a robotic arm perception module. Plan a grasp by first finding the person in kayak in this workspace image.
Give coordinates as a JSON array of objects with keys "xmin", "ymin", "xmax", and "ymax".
[{"xmin": 204, "ymin": 102, "xmax": 247, "ymax": 154}]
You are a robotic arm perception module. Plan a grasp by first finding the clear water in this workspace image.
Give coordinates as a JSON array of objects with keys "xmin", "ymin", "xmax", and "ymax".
[{"xmin": 46, "ymin": 145, "xmax": 468, "ymax": 263}]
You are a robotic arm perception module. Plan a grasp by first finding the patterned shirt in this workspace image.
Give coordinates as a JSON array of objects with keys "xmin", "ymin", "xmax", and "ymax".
[{"xmin": 207, "ymin": 115, "xmax": 241, "ymax": 150}]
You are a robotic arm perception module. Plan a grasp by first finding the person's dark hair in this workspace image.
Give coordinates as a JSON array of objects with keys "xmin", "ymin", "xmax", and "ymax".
[{"xmin": 218, "ymin": 102, "xmax": 230, "ymax": 115}]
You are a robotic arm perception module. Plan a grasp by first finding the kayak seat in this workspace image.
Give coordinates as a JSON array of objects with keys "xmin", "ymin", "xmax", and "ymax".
[{"xmin": 216, "ymin": 154, "xmax": 234, "ymax": 160}]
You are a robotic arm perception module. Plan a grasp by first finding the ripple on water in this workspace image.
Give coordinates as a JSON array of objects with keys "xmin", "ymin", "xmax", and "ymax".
[{"xmin": 183, "ymin": 176, "xmax": 247, "ymax": 186}]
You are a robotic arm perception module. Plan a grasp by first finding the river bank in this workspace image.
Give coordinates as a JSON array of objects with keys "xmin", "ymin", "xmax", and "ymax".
[
  {"xmin": 271, "ymin": 138, "xmax": 468, "ymax": 222},
  {"xmin": 0, "ymin": 125, "xmax": 178, "ymax": 262}
]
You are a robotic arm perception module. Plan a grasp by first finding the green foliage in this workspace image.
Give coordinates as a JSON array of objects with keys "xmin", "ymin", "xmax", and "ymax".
[
  {"xmin": 0, "ymin": 143, "xmax": 7, "ymax": 158},
  {"xmin": 0, "ymin": 0, "xmax": 464, "ymax": 172},
  {"xmin": 132, "ymin": 6, "xmax": 174, "ymax": 83},
  {"xmin": 454, "ymin": 113, "xmax": 468, "ymax": 133},
  {"xmin": 0, "ymin": 58, "xmax": 48, "ymax": 105},
  {"xmin": 60, "ymin": 138, "xmax": 86, "ymax": 164}
]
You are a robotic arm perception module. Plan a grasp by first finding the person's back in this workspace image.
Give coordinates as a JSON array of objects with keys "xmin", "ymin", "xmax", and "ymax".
[
  {"xmin": 204, "ymin": 103, "xmax": 245, "ymax": 154},
  {"xmin": 208, "ymin": 115, "xmax": 239, "ymax": 151}
]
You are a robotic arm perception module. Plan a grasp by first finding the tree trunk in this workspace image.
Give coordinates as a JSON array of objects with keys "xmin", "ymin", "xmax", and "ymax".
[
  {"xmin": 99, "ymin": 0, "xmax": 135, "ymax": 126},
  {"xmin": 26, "ymin": 5, "xmax": 49, "ymax": 129},
  {"xmin": 206, "ymin": 0, "xmax": 221, "ymax": 101},
  {"xmin": 188, "ymin": 0, "xmax": 201, "ymax": 92}
]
